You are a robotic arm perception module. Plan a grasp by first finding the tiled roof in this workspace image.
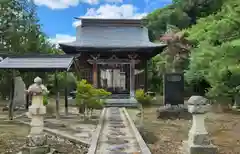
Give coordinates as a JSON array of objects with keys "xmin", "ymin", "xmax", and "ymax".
[{"xmin": 59, "ymin": 22, "xmax": 166, "ymax": 50}]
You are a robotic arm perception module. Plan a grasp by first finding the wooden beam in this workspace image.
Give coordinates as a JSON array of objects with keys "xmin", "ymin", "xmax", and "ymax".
[
  {"xmin": 64, "ymin": 71, "xmax": 68, "ymax": 115},
  {"xmin": 144, "ymin": 60, "xmax": 148, "ymax": 92},
  {"xmin": 25, "ymin": 73, "xmax": 32, "ymax": 110},
  {"xmin": 55, "ymin": 72, "xmax": 60, "ymax": 119},
  {"xmin": 87, "ymin": 59, "xmax": 140, "ymax": 64},
  {"xmin": 92, "ymin": 63, "xmax": 98, "ymax": 88}
]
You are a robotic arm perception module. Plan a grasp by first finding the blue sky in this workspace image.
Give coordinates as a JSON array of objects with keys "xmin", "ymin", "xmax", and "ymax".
[{"xmin": 34, "ymin": 0, "xmax": 172, "ymax": 44}]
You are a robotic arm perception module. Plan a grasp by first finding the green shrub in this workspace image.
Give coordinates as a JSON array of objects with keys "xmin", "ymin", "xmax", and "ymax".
[
  {"xmin": 135, "ymin": 89, "xmax": 152, "ymax": 106},
  {"xmin": 88, "ymin": 100, "xmax": 104, "ymax": 110},
  {"xmin": 76, "ymin": 79, "xmax": 111, "ymax": 114},
  {"xmin": 43, "ymin": 95, "xmax": 48, "ymax": 106}
]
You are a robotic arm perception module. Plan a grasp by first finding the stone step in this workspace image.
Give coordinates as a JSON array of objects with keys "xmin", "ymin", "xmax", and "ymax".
[{"xmin": 104, "ymin": 103, "xmax": 138, "ymax": 107}]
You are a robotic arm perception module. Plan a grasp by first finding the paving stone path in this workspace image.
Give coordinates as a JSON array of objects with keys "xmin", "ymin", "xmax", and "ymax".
[{"xmin": 95, "ymin": 107, "xmax": 141, "ymax": 154}]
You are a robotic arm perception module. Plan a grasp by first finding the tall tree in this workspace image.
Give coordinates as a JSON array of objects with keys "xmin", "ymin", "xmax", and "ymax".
[
  {"xmin": 159, "ymin": 25, "xmax": 192, "ymax": 73},
  {"xmin": 0, "ymin": 0, "xmax": 56, "ymax": 99}
]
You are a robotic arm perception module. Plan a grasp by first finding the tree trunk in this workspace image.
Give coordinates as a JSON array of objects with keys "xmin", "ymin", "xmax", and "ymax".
[{"xmin": 78, "ymin": 100, "xmax": 85, "ymax": 114}]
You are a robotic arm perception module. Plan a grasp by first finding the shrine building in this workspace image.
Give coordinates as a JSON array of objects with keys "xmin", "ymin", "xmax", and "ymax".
[{"xmin": 59, "ymin": 18, "xmax": 166, "ymax": 104}]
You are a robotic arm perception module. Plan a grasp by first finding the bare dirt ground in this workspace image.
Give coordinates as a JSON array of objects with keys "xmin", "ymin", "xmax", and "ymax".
[
  {"xmin": 129, "ymin": 107, "xmax": 240, "ymax": 154},
  {"xmin": 0, "ymin": 121, "xmax": 28, "ymax": 154}
]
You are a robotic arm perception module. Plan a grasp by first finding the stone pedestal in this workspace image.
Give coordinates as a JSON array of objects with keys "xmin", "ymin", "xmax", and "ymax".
[
  {"xmin": 22, "ymin": 77, "xmax": 50, "ymax": 154},
  {"xmin": 182, "ymin": 96, "xmax": 217, "ymax": 154}
]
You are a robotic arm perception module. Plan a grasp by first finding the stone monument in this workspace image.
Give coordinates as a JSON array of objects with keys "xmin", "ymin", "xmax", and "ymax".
[
  {"xmin": 13, "ymin": 76, "xmax": 26, "ymax": 109},
  {"xmin": 22, "ymin": 77, "xmax": 50, "ymax": 154},
  {"xmin": 182, "ymin": 95, "xmax": 217, "ymax": 154}
]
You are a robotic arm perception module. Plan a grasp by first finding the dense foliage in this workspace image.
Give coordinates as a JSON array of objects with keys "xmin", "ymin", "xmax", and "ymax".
[
  {"xmin": 146, "ymin": 0, "xmax": 223, "ymax": 40},
  {"xmin": 146, "ymin": 0, "xmax": 240, "ymax": 102}
]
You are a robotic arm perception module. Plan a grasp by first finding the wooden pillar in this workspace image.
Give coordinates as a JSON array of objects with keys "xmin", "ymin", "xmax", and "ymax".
[
  {"xmin": 55, "ymin": 72, "xmax": 60, "ymax": 119},
  {"xmin": 124, "ymin": 65, "xmax": 127, "ymax": 92},
  {"xmin": 111, "ymin": 69, "xmax": 114, "ymax": 90},
  {"xmin": 25, "ymin": 74, "xmax": 32, "ymax": 110},
  {"xmin": 97, "ymin": 65, "xmax": 101, "ymax": 88},
  {"xmin": 92, "ymin": 62, "xmax": 98, "ymax": 88},
  {"xmin": 8, "ymin": 70, "xmax": 15, "ymax": 120},
  {"xmin": 130, "ymin": 60, "xmax": 135, "ymax": 98},
  {"xmin": 144, "ymin": 60, "xmax": 148, "ymax": 92},
  {"xmin": 64, "ymin": 71, "xmax": 68, "ymax": 115},
  {"xmin": 125, "ymin": 64, "xmax": 130, "ymax": 93}
]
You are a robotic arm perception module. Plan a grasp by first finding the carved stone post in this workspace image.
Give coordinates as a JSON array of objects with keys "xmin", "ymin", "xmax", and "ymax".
[
  {"xmin": 182, "ymin": 96, "xmax": 217, "ymax": 154},
  {"xmin": 22, "ymin": 77, "xmax": 50, "ymax": 154}
]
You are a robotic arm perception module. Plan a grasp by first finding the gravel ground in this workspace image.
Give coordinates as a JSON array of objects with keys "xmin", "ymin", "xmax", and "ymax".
[
  {"xmin": 0, "ymin": 121, "xmax": 88, "ymax": 154},
  {"xmin": 130, "ymin": 107, "xmax": 240, "ymax": 154},
  {"xmin": 47, "ymin": 135, "xmax": 88, "ymax": 154}
]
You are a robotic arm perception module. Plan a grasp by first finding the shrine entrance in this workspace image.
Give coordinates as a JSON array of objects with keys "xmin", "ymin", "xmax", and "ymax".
[
  {"xmin": 87, "ymin": 54, "xmax": 140, "ymax": 100},
  {"xmin": 99, "ymin": 64, "xmax": 128, "ymax": 95}
]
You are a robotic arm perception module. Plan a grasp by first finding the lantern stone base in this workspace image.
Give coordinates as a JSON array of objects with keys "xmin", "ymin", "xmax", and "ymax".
[
  {"xmin": 21, "ymin": 145, "xmax": 50, "ymax": 154},
  {"xmin": 21, "ymin": 134, "xmax": 50, "ymax": 154},
  {"xmin": 182, "ymin": 141, "xmax": 217, "ymax": 154},
  {"xmin": 26, "ymin": 134, "xmax": 48, "ymax": 146}
]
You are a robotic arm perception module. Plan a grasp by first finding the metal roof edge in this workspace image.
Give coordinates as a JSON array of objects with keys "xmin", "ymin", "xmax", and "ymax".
[
  {"xmin": 59, "ymin": 42, "xmax": 167, "ymax": 48},
  {"xmin": 74, "ymin": 18, "xmax": 147, "ymax": 27},
  {"xmin": 7, "ymin": 54, "xmax": 74, "ymax": 58}
]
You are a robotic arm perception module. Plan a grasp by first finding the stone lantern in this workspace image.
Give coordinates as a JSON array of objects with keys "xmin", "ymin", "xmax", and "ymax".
[
  {"xmin": 22, "ymin": 77, "xmax": 50, "ymax": 154},
  {"xmin": 182, "ymin": 95, "xmax": 217, "ymax": 154}
]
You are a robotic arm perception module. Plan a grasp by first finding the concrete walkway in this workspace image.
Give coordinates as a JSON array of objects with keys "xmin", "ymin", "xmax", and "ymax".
[
  {"xmin": 96, "ymin": 107, "xmax": 140, "ymax": 154},
  {"xmin": 88, "ymin": 107, "xmax": 151, "ymax": 154}
]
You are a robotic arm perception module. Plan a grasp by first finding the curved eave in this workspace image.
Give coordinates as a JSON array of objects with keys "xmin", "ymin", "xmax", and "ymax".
[{"xmin": 59, "ymin": 42, "xmax": 167, "ymax": 59}]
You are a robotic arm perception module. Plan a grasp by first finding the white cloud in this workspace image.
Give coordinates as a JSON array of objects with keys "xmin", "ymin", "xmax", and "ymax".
[
  {"xmin": 49, "ymin": 34, "xmax": 76, "ymax": 47},
  {"xmin": 105, "ymin": 0, "xmax": 123, "ymax": 3},
  {"xmin": 73, "ymin": 4, "xmax": 147, "ymax": 27},
  {"xmin": 33, "ymin": 0, "xmax": 80, "ymax": 9},
  {"xmin": 82, "ymin": 0, "xmax": 99, "ymax": 5},
  {"xmin": 33, "ymin": 0, "xmax": 123, "ymax": 9}
]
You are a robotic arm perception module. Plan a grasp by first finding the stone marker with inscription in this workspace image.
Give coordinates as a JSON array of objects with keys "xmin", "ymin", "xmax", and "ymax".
[{"xmin": 13, "ymin": 76, "xmax": 26, "ymax": 109}]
